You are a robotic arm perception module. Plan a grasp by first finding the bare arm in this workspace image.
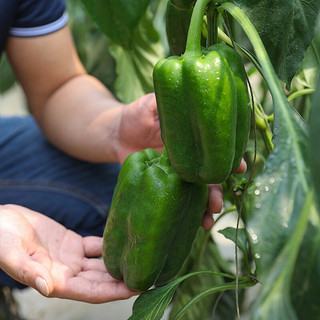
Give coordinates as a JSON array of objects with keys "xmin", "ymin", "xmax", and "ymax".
[
  {"xmin": 5, "ymin": 24, "xmax": 248, "ymax": 231},
  {"xmin": 6, "ymin": 25, "xmax": 161, "ymax": 163}
]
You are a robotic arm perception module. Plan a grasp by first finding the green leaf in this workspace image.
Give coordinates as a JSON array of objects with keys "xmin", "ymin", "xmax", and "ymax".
[
  {"xmin": 250, "ymin": 193, "xmax": 314, "ymax": 320},
  {"xmin": 79, "ymin": 1, "xmax": 164, "ymax": 103},
  {"xmin": 291, "ymin": 19, "xmax": 320, "ymax": 91},
  {"xmin": 218, "ymin": 226, "xmax": 252, "ymax": 273},
  {"xmin": 310, "ymin": 76, "xmax": 320, "ymax": 207},
  {"xmin": 288, "ymin": 18, "xmax": 320, "ymax": 117},
  {"xmin": 218, "ymin": 227, "xmax": 248, "ymax": 256},
  {"xmin": 234, "ymin": 0, "xmax": 320, "ymax": 88},
  {"xmin": 151, "ymin": 0, "xmax": 170, "ymax": 56},
  {"xmin": 109, "ymin": 7, "xmax": 164, "ymax": 103},
  {"xmin": 290, "ymin": 203, "xmax": 320, "ymax": 320},
  {"xmin": 128, "ymin": 270, "xmax": 232, "ymax": 320},
  {"xmin": 221, "ymin": 3, "xmax": 320, "ymax": 319},
  {"xmin": 221, "ymin": 0, "xmax": 310, "ymax": 279},
  {"xmin": 169, "ymin": 230, "xmax": 237, "ymax": 320},
  {"xmin": 291, "ymin": 77, "xmax": 320, "ymax": 319},
  {"xmin": 67, "ymin": 0, "xmax": 117, "ymax": 93},
  {"xmin": 80, "ymin": 0, "xmax": 149, "ymax": 48},
  {"xmin": 244, "ymin": 101, "xmax": 310, "ymax": 277},
  {"xmin": 129, "ymin": 280, "xmax": 181, "ymax": 320},
  {"xmin": 0, "ymin": 54, "xmax": 16, "ymax": 93},
  {"xmin": 171, "ymin": 279, "xmax": 255, "ymax": 320}
]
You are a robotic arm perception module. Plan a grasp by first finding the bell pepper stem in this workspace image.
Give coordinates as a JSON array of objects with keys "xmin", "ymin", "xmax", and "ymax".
[
  {"xmin": 159, "ymin": 146, "xmax": 171, "ymax": 167},
  {"xmin": 184, "ymin": 0, "xmax": 213, "ymax": 56}
]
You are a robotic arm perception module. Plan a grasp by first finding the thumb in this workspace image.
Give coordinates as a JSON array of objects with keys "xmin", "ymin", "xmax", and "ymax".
[
  {"xmin": 3, "ymin": 251, "xmax": 55, "ymax": 296},
  {"xmin": 28, "ymin": 260, "xmax": 55, "ymax": 297}
]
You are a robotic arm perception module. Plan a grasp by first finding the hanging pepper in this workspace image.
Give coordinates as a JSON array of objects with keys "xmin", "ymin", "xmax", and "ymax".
[
  {"xmin": 208, "ymin": 42, "xmax": 251, "ymax": 172},
  {"xmin": 153, "ymin": 0, "xmax": 251, "ymax": 184},
  {"xmin": 102, "ymin": 148, "xmax": 208, "ymax": 291}
]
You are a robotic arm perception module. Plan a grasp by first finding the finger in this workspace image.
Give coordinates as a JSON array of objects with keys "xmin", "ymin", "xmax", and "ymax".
[
  {"xmin": 1, "ymin": 249, "xmax": 54, "ymax": 297},
  {"xmin": 53, "ymin": 274, "xmax": 139, "ymax": 303},
  {"xmin": 77, "ymin": 270, "xmax": 117, "ymax": 283},
  {"xmin": 81, "ymin": 257, "xmax": 107, "ymax": 272},
  {"xmin": 208, "ymin": 184, "xmax": 223, "ymax": 213},
  {"xmin": 142, "ymin": 93, "xmax": 162, "ymax": 143},
  {"xmin": 236, "ymin": 158, "xmax": 247, "ymax": 174},
  {"xmin": 201, "ymin": 209, "xmax": 214, "ymax": 230},
  {"xmin": 144, "ymin": 92, "xmax": 156, "ymax": 110},
  {"xmin": 83, "ymin": 236, "xmax": 103, "ymax": 257}
]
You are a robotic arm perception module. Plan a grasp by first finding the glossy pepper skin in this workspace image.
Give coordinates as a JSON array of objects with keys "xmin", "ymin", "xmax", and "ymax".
[
  {"xmin": 102, "ymin": 148, "xmax": 208, "ymax": 291},
  {"xmin": 154, "ymin": 0, "xmax": 251, "ymax": 184},
  {"xmin": 208, "ymin": 43, "xmax": 251, "ymax": 173}
]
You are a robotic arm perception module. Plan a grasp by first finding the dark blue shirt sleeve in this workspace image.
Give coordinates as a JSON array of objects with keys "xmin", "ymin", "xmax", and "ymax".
[{"xmin": 9, "ymin": 0, "xmax": 67, "ymax": 37}]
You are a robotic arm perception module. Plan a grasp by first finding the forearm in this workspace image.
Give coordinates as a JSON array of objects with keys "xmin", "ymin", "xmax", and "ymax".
[
  {"xmin": 6, "ymin": 26, "xmax": 161, "ymax": 164},
  {"xmin": 35, "ymin": 74, "xmax": 125, "ymax": 163},
  {"xmin": 6, "ymin": 27, "xmax": 125, "ymax": 163}
]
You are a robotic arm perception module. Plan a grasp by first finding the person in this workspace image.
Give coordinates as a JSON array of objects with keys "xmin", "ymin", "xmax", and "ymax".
[{"xmin": 0, "ymin": 0, "xmax": 246, "ymax": 304}]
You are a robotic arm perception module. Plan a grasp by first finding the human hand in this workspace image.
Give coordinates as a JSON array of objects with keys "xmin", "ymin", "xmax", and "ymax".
[
  {"xmin": 0, "ymin": 205, "xmax": 138, "ymax": 303},
  {"xmin": 116, "ymin": 93, "xmax": 163, "ymax": 163},
  {"xmin": 201, "ymin": 159, "xmax": 247, "ymax": 229}
]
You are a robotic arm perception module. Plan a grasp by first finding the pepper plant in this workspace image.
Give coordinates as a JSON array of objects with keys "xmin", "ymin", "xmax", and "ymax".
[
  {"xmin": 2, "ymin": 0, "xmax": 318, "ymax": 319},
  {"xmin": 76, "ymin": 0, "xmax": 320, "ymax": 319}
]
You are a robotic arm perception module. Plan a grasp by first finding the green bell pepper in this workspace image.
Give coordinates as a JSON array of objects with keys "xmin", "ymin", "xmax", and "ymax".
[
  {"xmin": 102, "ymin": 148, "xmax": 208, "ymax": 291},
  {"xmin": 154, "ymin": 0, "xmax": 251, "ymax": 184},
  {"xmin": 208, "ymin": 42, "xmax": 251, "ymax": 172}
]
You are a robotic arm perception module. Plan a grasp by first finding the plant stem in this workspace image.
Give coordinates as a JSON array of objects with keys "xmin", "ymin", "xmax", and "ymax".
[
  {"xmin": 219, "ymin": 2, "xmax": 309, "ymax": 192},
  {"xmin": 185, "ymin": 0, "xmax": 212, "ymax": 55},
  {"xmin": 172, "ymin": 278, "xmax": 256, "ymax": 320},
  {"xmin": 214, "ymin": 205, "xmax": 237, "ymax": 224},
  {"xmin": 194, "ymin": 229, "xmax": 212, "ymax": 270},
  {"xmin": 217, "ymin": 26, "xmax": 274, "ymax": 153},
  {"xmin": 287, "ymin": 88, "xmax": 315, "ymax": 102},
  {"xmin": 218, "ymin": 28, "xmax": 264, "ymax": 77},
  {"xmin": 254, "ymin": 103, "xmax": 274, "ymax": 153}
]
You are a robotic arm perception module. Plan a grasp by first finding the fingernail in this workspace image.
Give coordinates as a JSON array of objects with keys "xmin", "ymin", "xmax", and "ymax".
[{"xmin": 35, "ymin": 276, "xmax": 49, "ymax": 296}]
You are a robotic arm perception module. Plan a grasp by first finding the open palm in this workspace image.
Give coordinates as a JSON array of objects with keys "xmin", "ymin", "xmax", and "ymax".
[{"xmin": 0, "ymin": 205, "xmax": 138, "ymax": 303}]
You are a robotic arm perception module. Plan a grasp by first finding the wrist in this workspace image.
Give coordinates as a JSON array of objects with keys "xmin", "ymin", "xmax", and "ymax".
[{"xmin": 98, "ymin": 104, "xmax": 125, "ymax": 163}]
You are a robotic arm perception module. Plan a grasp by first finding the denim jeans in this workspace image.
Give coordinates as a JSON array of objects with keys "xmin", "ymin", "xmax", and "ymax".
[{"xmin": 0, "ymin": 116, "xmax": 121, "ymax": 288}]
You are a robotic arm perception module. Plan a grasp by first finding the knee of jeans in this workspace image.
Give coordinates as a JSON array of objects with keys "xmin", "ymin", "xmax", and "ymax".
[
  {"xmin": 0, "ymin": 270, "xmax": 27, "ymax": 289},
  {"xmin": 0, "ymin": 184, "xmax": 110, "ymax": 237}
]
